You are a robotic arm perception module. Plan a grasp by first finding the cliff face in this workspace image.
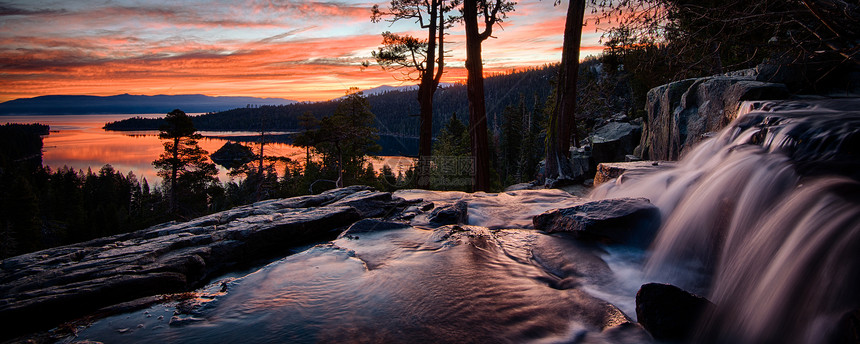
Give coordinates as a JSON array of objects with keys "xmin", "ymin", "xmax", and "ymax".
[{"xmin": 638, "ymin": 70, "xmax": 790, "ymax": 160}]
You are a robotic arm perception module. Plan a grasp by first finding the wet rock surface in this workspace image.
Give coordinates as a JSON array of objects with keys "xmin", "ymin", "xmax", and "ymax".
[
  {"xmin": 635, "ymin": 283, "xmax": 714, "ymax": 342},
  {"xmin": 426, "ymin": 200, "xmax": 469, "ymax": 226},
  {"xmin": 593, "ymin": 161, "xmax": 675, "ymax": 186},
  {"xmin": 533, "ymin": 198, "xmax": 661, "ymax": 247},
  {"xmin": 0, "ymin": 185, "xmax": 407, "ymax": 340},
  {"xmin": 337, "ymin": 219, "xmax": 412, "ymax": 239}
]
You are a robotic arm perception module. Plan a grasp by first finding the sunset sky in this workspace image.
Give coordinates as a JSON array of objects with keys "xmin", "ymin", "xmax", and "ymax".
[{"xmin": 0, "ymin": 0, "xmax": 607, "ymax": 103}]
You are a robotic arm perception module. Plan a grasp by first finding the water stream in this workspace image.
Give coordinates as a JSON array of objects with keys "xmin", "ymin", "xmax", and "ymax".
[{"xmin": 593, "ymin": 99, "xmax": 860, "ymax": 343}]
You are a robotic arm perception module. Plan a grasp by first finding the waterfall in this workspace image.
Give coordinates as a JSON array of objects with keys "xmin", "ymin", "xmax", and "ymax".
[{"xmin": 591, "ymin": 99, "xmax": 860, "ymax": 343}]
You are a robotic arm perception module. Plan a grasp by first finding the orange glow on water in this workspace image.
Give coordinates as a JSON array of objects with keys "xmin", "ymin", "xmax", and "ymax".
[{"xmin": 3, "ymin": 114, "xmax": 412, "ymax": 185}]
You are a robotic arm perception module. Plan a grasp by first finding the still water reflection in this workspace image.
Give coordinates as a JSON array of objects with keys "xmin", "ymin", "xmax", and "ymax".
[{"xmin": 2, "ymin": 114, "xmax": 412, "ymax": 185}]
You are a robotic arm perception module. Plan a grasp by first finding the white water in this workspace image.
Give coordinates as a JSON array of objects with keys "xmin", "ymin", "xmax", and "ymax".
[{"xmin": 592, "ymin": 99, "xmax": 860, "ymax": 343}]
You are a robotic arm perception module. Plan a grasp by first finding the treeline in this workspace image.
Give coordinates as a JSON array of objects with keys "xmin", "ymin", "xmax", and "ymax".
[{"xmin": 103, "ymin": 65, "xmax": 559, "ymax": 138}]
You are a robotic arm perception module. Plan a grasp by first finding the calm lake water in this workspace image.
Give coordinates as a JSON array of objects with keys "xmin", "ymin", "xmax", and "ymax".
[{"xmin": 2, "ymin": 114, "xmax": 414, "ymax": 185}]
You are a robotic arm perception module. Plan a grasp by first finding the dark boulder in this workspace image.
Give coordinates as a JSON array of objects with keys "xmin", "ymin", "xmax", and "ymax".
[
  {"xmin": 591, "ymin": 122, "xmax": 642, "ymax": 165},
  {"xmin": 635, "ymin": 283, "xmax": 714, "ymax": 343},
  {"xmin": 831, "ymin": 309, "xmax": 860, "ymax": 344},
  {"xmin": 533, "ymin": 198, "xmax": 660, "ymax": 247},
  {"xmin": 427, "ymin": 200, "xmax": 468, "ymax": 226}
]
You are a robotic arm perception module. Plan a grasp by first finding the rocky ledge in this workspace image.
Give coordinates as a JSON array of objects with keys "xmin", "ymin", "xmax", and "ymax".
[{"xmin": 0, "ymin": 185, "xmax": 413, "ymax": 340}]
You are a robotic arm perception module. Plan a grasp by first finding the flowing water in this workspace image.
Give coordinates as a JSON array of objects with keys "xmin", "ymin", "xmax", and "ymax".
[
  {"xmin": 63, "ymin": 99, "xmax": 859, "ymax": 343},
  {"xmin": 593, "ymin": 99, "xmax": 860, "ymax": 343}
]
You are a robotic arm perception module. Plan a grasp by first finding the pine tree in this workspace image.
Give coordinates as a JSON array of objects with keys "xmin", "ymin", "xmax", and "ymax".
[{"xmin": 152, "ymin": 109, "xmax": 218, "ymax": 216}]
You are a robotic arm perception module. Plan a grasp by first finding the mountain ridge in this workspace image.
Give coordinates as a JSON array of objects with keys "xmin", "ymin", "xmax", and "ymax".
[{"xmin": 0, "ymin": 94, "xmax": 299, "ymax": 115}]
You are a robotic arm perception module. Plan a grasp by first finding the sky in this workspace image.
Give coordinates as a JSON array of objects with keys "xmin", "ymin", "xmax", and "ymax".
[{"xmin": 0, "ymin": 0, "xmax": 608, "ymax": 102}]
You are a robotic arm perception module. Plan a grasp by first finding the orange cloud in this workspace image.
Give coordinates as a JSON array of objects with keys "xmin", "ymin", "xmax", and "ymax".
[{"xmin": 1, "ymin": 0, "xmax": 609, "ymax": 103}]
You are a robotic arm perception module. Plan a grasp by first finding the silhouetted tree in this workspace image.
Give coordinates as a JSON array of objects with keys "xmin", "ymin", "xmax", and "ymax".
[
  {"xmin": 372, "ymin": 0, "xmax": 460, "ymax": 189},
  {"xmin": 594, "ymin": 0, "xmax": 859, "ymax": 93},
  {"xmin": 544, "ymin": 0, "xmax": 585, "ymax": 186},
  {"xmin": 462, "ymin": 0, "xmax": 514, "ymax": 191},
  {"xmin": 152, "ymin": 109, "xmax": 218, "ymax": 215}
]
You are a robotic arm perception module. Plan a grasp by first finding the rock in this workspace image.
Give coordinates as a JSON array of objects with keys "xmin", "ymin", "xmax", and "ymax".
[
  {"xmin": 533, "ymin": 198, "xmax": 660, "ymax": 247},
  {"xmin": 0, "ymin": 185, "xmax": 390, "ymax": 340},
  {"xmin": 591, "ymin": 122, "xmax": 642, "ymax": 165},
  {"xmin": 593, "ymin": 161, "xmax": 675, "ymax": 186},
  {"xmin": 828, "ymin": 309, "xmax": 860, "ymax": 344},
  {"xmin": 635, "ymin": 283, "xmax": 714, "ymax": 342},
  {"xmin": 327, "ymin": 190, "xmax": 405, "ymax": 218},
  {"xmin": 569, "ymin": 146, "xmax": 593, "ymax": 180},
  {"xmin": 427, "ymin": 200, "xmax": 468, "ymax": 226},
  {"xmin": 337, "ymin": 219, "xmax": 411, "ymax": 239},
  {"xmin": 640, "ymin": 75, "xmax": 789, "ymax": 161}
]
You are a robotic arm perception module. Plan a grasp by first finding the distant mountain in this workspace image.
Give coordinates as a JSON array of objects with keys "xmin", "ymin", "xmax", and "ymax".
[
  {"xmin": 361, "ymin": 85, "xmax": 419, "ymax": 96},
  {"xmin": 0, "ymin": 94, "xmax": 298, "ymax": 115}
]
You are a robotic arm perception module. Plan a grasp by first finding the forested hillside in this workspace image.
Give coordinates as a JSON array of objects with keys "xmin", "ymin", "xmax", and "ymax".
[{"xmin": 104, "ymin": 65, "xmax": 559, "ymax": 137}]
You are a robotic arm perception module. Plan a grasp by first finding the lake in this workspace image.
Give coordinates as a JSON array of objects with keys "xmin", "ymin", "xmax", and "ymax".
[{"xmin": 1, "ymin": 114, "xmax": 415, "ymax": 185}]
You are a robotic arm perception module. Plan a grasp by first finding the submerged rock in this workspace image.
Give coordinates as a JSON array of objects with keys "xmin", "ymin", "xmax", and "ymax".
[
  {"xmin": 427, "ymin": 200, "xmax": 469, "ymax": 226},
  {"xmin": 533, "ymin": 198, "xmax": 660, "ymax": 247},
  {"xmin": 635, "ymin": 283, "xmax": 713, "ymax": 342},
  {"xmin": 0, "ymin": 185, "xmax": 406, "ymax": 340}
]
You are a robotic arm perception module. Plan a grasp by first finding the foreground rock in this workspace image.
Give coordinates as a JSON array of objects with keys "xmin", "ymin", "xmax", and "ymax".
[
  {"xmin": 0, "ymin": 185, "xmax": 410, "ymax": 340},
  {"xmin": 533, "ymin": 198, "xmax": 660, "ymax": 247},
  {"xmin": 635, "ymin": 283, "xmax": 714, "ymax": 342}
]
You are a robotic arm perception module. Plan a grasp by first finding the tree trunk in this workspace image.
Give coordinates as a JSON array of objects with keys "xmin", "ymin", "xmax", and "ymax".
[
  {"xmin": 170, "ymin": 137, "xmax": 179, "ymax": 213},
  {"xmin": 335, "ymin": 141, "xmax": 344, "ymax": 188},
  {"xmin": 545, "ymin": 0, "xmax": 585, "ymax": 186},
  {"xmin": 415, "ymin": 0, "xmax": 440, "ymax": 190},
  {"xmin": 464, "ymin": 0, "xmax": 491, "ymax": 192}
]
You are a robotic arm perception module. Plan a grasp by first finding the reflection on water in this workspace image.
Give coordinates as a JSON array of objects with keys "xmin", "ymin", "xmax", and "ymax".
[
  {"xmin": 1, "ymin": 114, "xmax": 411, "ymax": 185},
  {"xmin": 72, "ymin": 228, "xmax": 641, "ymax": 343},
  {"xmin": 63, "ymin": 189, "xmax": 654, "ymax": 344}
]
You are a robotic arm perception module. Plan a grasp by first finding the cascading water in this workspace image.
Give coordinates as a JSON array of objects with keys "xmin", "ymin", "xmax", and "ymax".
[{"xmin": 592, "ymin": 99, "xmax": 860, "ymax": 343}]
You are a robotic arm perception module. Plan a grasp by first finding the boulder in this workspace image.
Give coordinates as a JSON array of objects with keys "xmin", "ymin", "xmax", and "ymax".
[
  {"xmin": 831, "ymin": 309, "xmax": 860, "ymax": 344},
  {"xmin": 0, "ymin": 186, "xmax": 396, "ymax": 340},
  {"xmin": 427, "ymin": 200, "xmax": 468, "ymax": 226},
  {"xmin": 327, "ymin": 190, "xmax": 406, "ymax": 218},
  {"xmin": 570, "ymin": 146, "xmax": 593, "ymax": 180},
  {"xmin": 593, "ymin": 161, "xmax": 674, "ymax": 186},
  {"xmin": 640, "ymin": 74, "xmax": 789, "ymax": 161},
  {"xmin": 533, "ymin": 198, "xmax": 660, "ymax": 247},
  {"xmin": 635, "ymin": 283, "xmax": 714, "ymax": 342},
  {"xmin": 591, "ymin": 122, "xmax": 642, "ymax": 165}
]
